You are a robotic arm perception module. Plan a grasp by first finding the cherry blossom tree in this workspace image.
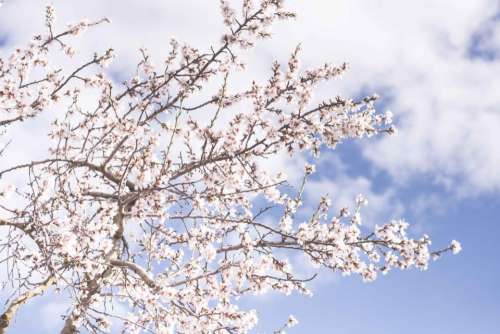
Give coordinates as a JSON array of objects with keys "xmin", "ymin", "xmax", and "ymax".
[{"xmin": 0, "ymin": 2, "xmax": 461, "ymax": 333}]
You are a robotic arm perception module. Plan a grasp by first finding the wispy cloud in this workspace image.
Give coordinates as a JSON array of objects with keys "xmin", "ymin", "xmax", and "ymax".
[{"xmin": 1, "ymin": 0, "xmax": 498, "ymax": 197}]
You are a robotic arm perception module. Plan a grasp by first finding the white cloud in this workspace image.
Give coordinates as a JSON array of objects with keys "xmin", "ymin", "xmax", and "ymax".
[
  {"xmin": 1, "ymin": 0, "xmax": 499, "ymax": 195},
  {"xmin": 283, "ymin": 0, "xmax": 500, "ymax": 195}
]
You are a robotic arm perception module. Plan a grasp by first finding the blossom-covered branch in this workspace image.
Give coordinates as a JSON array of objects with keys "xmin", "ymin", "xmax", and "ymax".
[{"xmin": 0, "ymin": 1, "xmax": 460, "ymax": 333}]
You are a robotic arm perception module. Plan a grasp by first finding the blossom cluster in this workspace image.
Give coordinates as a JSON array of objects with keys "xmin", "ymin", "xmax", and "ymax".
[{"xmin": 0, "ymin": 2, "xmax": 460, "ymax": 333}]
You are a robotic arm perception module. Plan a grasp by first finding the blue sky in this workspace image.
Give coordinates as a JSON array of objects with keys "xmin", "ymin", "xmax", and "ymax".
[
  {"xmin": 1, "ymin": 0, "xmax": 499, "ymax": 333},
  {"xmin": 241, "ymin": 145, "xmax": 500, "ymax": 333}
]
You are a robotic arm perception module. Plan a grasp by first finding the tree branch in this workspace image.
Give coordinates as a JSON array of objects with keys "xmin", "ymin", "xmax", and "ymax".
[{"xmin": 0, "ymin": 276, "xmax": 55, "ymax": 334}]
